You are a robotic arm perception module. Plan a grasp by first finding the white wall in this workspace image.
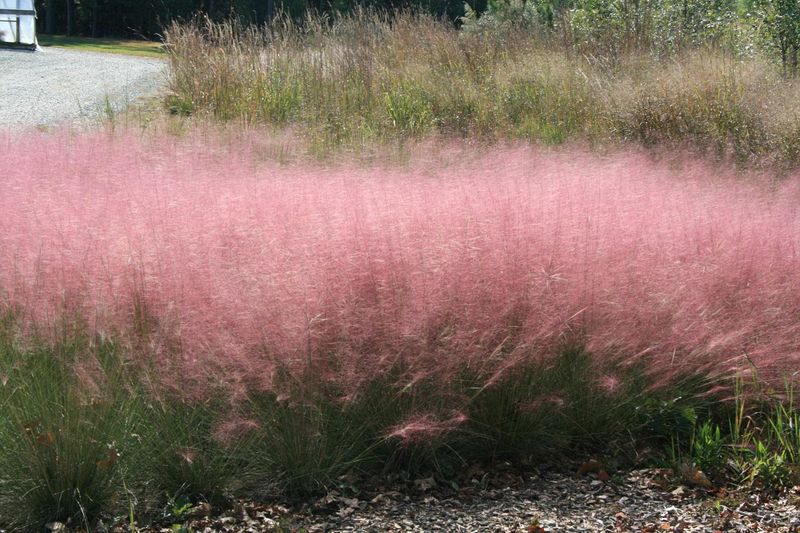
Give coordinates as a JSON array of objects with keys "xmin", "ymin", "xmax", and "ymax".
[{"xmin": 0, "ymin": 0, "xmax": 36, "ymax": 46}]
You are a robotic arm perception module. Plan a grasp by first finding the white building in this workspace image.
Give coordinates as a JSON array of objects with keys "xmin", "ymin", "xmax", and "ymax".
[{"xmin": 0, "ymin": 0, "xmax": 36, "ymax": 49}]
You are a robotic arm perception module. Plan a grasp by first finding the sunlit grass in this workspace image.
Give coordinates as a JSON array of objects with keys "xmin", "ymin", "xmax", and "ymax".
[{"xmin": 38, "ymin": 34, "xmax": 164, "ymax": 58}]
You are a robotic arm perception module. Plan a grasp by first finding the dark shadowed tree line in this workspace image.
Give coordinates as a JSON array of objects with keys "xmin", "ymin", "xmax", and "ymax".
[{"xmin": 34, "ymin": 0, "xmax": 480, "ymax": 37}]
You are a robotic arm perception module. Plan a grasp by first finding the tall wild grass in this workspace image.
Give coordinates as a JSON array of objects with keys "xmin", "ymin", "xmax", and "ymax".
[
  {"xmin": 1, "ymin": 131, "xmax": 800, "ymax": 527},
  {"xmin": 164, "ymin": 12, "xmax": 800, "ymax": 165}
]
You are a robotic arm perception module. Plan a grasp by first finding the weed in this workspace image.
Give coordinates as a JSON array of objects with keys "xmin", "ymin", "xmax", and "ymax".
[
  {"xmin": 384, "ymin": 86, "xmax": 434, "ymax": 136},
  {"xmin": 690, "ymin": 421, "xmax": 727, "ymax": 476}
]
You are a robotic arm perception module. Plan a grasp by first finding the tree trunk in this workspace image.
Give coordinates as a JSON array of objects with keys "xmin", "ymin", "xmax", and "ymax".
[{"xmin": 782, "ymin": 42, "xmax": 788, "ymax": 78}]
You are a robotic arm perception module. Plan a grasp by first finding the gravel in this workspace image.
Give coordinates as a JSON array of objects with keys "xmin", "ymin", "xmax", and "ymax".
[
  {"xmin": 0, "ymin": 47, "xmax": 165, "ymax": 129},
  {"xmin": 124, "ymin": 468, "xmax": 800, "ymax": 532}
]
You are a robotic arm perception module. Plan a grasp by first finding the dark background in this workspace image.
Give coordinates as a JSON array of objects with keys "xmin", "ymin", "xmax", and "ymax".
[{"xmin": 33, "ymin": 0, "xmax": 485, "ymax": 38}]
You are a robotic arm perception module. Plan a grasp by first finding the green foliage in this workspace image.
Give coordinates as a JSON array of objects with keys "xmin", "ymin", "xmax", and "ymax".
[
  {"xmin": 136, "ymin": 396, "xmax": 246, "ymax": 508},
  {"xmin": 500, "ymin": 74, "xmax": 590, "ymax": 143},
  {"xmin": 462, "ymin": 348, "xmax": 648, "ymax": 462},
  {"xmin": 257, "ymin": 71, "xmax": 303, "ymax": 124},
  {"xmin": 460, "ymin": 0, "xmax": 547, "ymax": 34},
  {"xmin": 568, "ymin": 0, "xmax": 632, "ymax": 56},
  {"xmin": 170, "ymin": 494, "xmax": 195, "ymax": 519},
  {"xmin": 636, "ymin": 398, "xmax": 699, "ymax": 442},
  {"xmin": 384, "ymin": 86, "xmax": 435, "ymax": 136},
  {"xmin": 768, "ymin": 391, "xmax": 800, "ymax": 464},
  {"xmin": 755, "ymin": 0, "xmax": 800, "ymax": 76},
  {"xmin": 461, "ymin": 0, "xmax": 740, "ymax": 56},
  {"xmin": 166, "ymin": 94, "xmax": 196, "ymax": 116},
  {"xmin": 690, "ymin": 420, "xmax": 728, "ymax": 475},
  {"xmin": 661, "ymin": 378, "xmax": 800, "ymax": 489},
  {"xmin": 429, "ymin": 84, "xmax": 482, "ymax": 136},
  {"xmin": 748, "ymin": 440, "xmax": 791, "ymax": 486},
  {"xmin": 239, "ymin": 362, "xmax": 429, "ymax": 496}
]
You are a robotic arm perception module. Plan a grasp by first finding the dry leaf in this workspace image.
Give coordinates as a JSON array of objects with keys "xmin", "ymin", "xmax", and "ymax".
[
  {"xmin": 36, "ymin": 431, "xmax": 55, "ymax": 445},
  {"xmin": 177, "ymin": 447, "xmax": 196, "ymax": 465},
  {"xmin": 680, "ymin": 463, "xmax": 714, "ymax": 489},
  {"xmin": 97, "ymin": 448, "xmax": 119, "ymax": 470},
  {"xmin": 577, "ymin": 459, "xmax": 603, "ymax": 476},
  {"xmin": 414, "ymin": 477, "xmax": 436, "ymax": 492}
]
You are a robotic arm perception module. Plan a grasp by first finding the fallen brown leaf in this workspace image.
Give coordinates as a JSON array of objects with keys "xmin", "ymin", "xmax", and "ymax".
[{"xmin": 578, "ymin": 459, "xmax": 604, "ymax": 476}]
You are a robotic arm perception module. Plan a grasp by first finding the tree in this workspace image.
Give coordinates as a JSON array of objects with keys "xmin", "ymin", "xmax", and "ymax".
[
  {"xmin": 770, "ymin": 0, "xmax": 800, "ymax": 76},
  {"xmin": 753, "ymin": 0, "xmax": 800, "ymax": 76}
]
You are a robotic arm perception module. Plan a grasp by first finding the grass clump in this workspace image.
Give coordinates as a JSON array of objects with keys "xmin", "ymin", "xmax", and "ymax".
[
  {"xmin": 0, "ymin": 316, "xmax": 141, "ymax": 530},
  {"xmin": 611, "ymin": 58, "xmax": 770, "ymax": 162},
  {"xmin": 136, "ymin": 396, "xmax": 245, "ymax": 508}
]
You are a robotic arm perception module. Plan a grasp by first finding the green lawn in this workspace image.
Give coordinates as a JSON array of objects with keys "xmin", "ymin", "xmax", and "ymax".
[{"xmin": 38, "ymin": 35, "xmax": 164, "ymax": 58}]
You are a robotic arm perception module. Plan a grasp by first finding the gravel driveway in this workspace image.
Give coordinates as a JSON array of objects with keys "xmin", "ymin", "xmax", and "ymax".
[{"xmin": 0, "ymin": 47, "xmax": 165, "ymax": 129}]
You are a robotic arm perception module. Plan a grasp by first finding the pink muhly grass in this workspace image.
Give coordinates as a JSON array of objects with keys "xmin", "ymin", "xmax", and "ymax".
[
  {"xmin": 388, "ymin": 411, "xmax": 469, "ymax": 444},
  {"xmin": 598, "ymin": 374, "xmax": 622, "ymax": 394},
  {"xmin": 214, "ymin": 417, "xmax": 260, "ymax": 445},
  {"xmin": 1, "ymin": 131, "xmax": 799, "ymax": 398},
  {"xmin": 519, "ymin": 395, "xmax": 566, "ymax": 413}
]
